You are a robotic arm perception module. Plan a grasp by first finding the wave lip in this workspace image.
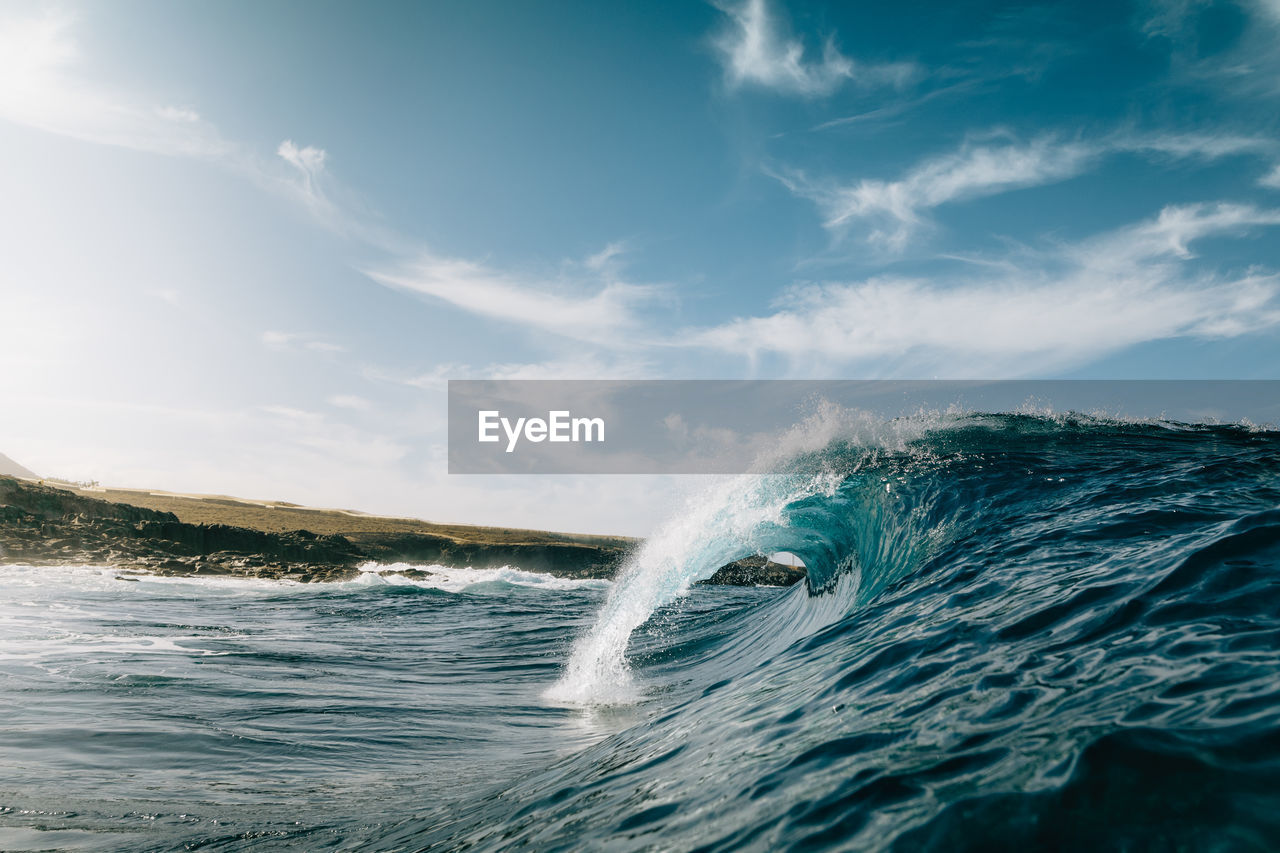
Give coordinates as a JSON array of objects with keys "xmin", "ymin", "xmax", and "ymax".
[{"xmin": 546, "ymin": 407, "xmax": 983, "ymax": 707}]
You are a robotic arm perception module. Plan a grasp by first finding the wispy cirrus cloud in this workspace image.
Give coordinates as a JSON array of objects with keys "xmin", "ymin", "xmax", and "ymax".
[
  {"xmin": 777, "ymin": 131, "xmax": 1279, "ymax": 252},
  {"xmin": 1256, "ymin": 0, "xmax": 1280, "ymax": 23},
  {"xmin": 327, "ymin": 394, "xmax": 372, "ymax": 411},
  {"xmin": 1117, "ymin": 132, "xmax": 1274, "ymax": 161},
  {"xmin": 1144, "ymin": 0, "xmax": 1280, "ymax": 36},
  {"xmin": 364, "ymin": 251, "xmax": 664, "ymax": 346},
  {"xmin": 775, "ymin": 136, "xmax": 1094, "ymax": 252},
  {"xmin": 689, "ymin": 202, "xmax": 1280, "ymax": 375},
  {"xmin": 271, "ymin": 137, "xmax": 390, "ymax": 243},
  {"xmin": 1102, "ymin": 201, "xmax": 1280, "ymax": 260},
  {"xmin": 0, "ymin": 9, "xmax": 364, "ymax": 244},
  {"xmin": 1140, "ymin": 0, "xmax": 1280, "ymax": 98},
  {"xmin": 369, "ymin": 353, "xmax": 659, "ymax": 393},
  {"xmin": 0, "ymin": 9, "xmax": 649, "ymax": 352},
  {"xmin": 261, "ymin": 330, "xmax": 345, "ymax": 354},
  {"xmin": 712, "ymin": 0, "xmax": 917, "ymax": 97},
  {"xmin": 277, "ymin": 139, "xmax": 329, "ymax": 208},
  {"xmin": 0, "ymin": 11, "xmax": 231, "ymax": 159}
]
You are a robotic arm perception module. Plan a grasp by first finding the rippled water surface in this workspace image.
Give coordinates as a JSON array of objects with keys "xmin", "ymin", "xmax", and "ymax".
[
  {"xmin": 3, "ymin": 415, "xmax": 1280, "ymax": 851},
  {"xmin": 0, "ymin": 566, "xmax": 632, "ymax": 850}
]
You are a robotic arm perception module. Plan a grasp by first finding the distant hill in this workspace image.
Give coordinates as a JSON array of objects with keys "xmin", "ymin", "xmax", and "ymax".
[{"xmin": 0, "ymin": 453, "xmax": 38, "ymax": 479}]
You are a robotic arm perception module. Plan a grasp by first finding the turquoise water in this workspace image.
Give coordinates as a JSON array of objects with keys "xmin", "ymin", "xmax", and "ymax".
[{"xmin": 3, "ymin": 415, "xmax": 1279, "ymax": 850}]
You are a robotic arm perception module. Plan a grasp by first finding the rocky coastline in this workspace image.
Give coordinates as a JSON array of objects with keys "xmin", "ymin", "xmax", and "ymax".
[{"xmin": 0, "ymin": 477, "xmax": 805, "ymax": 587}]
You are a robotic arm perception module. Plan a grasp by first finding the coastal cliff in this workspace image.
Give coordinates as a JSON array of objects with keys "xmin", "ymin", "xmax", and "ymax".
[{"xmin": 0, "ymin": 477, "xmax": 804, "ymax": 586}]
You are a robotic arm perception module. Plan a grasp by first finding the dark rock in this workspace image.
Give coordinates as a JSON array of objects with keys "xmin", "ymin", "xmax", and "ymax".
[
  {"xmin": 0, "ymin": 477, "xmax": 175, "ymax": 524},
  {"xmin": 346, "ymin": 531, "xmax": 629, "ymax": 580},
  {"xmin": 386, "ymin": 568, "xmax": 436, "ymax": 580},
  {"xmin": 700, "ymin": 554, "xmax": 806, "ymax": 587}
]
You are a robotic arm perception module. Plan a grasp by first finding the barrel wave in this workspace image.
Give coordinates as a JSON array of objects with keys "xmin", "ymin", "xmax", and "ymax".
[
  {"xmin": 2, "ymin": 414, "xmax": 1279, "ymax": 851},
  {"xmin": 425, "ymin": 414, "xmax": 1280, "ymax": 850}
]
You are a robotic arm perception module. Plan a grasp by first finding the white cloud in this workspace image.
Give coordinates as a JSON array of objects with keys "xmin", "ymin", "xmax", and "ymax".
[
  {"xmin": 779, "ymin": 132, "xmax": 1279, "ymax": 252},
  {"xmin": 585, "ymin": 241, "xmax": 628, "ymax": 272},
  {"xmin": 365, "ymin": 252, "xmax": 662, "ymax": 345},
  {"xmin": 689, "ymin": 203, "xmax": 1280, "ymax": 375},
  {"xmin": 1139, "ymin": 0, "xmax": 1280, "ymax": 99},
  {"xmin": 261, "ymin": 330, "xmax": 345, "ymax": 353},
  {"xmin": 327, "ymin": 394, "xmax": 371, "ymax": 410},
  {"xmin": 0, "ymin": 11, "xmax": 232, "ymax": 160},
  {"xmin": 1141, "ymin": 0, "xmax": 1213, "ymax": 39},
  {"xmin": 396, "ymin": 356, "xmax": 657, "ymax": 389},
  {"xmin": 277, "ymin": 139, "xmax": 329, "ymax": 209},
  {"xmin": 1114, "ymin": 132, "xmax": 1274, "ymax": 160},
  {"xmin": 271, "ymin": 138, "xmax": 366, "ymax": 238},
  {"xmin": 477, "ymin": 357, "xmax": 655, "ymax": 380},
  {"xmin": 0, "ymin": 10, "xmax": 371, "ymax": 244},
  {"xmin": 1139, "ymin": 0, "xmax": 1280, "ymax": 45},
  {"xmin": 0, "ymin": 8, "xmax": 656, "ymax": 375},
  {"xmin": 1100, "ymin": 201, "xmax": 1280, "ymax": 260},
  {"xmin": 778, "ymin": 136, "xmax": 1093, "ymax": 251},
  {"xmin": 258, "ymin": 405, "xmax": 403, "ymax": 463},
  {"xmin": 1262, "ymin": 164, "xmax": 1280, "ymax": 189},
  {"xmin": 713, "ymin": 0, "xmax": 916, "ymax": 97},
  {"xmin": 1251, "ymin": 0, "xmax": 1280, "ymax": 24},
  {"xmin": 260, "ymin": 331, "xmax": 291, "ymax": 349},
  {"xmin": 154, "ymin": 105, "xmax": 200, "ymax": 123},
  {"xmin": 277, "ymin": 139, "xmax": 326, "ymax": 176}
]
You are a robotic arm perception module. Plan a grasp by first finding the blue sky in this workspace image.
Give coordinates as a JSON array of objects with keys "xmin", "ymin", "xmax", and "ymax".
[{"xmin": 2, "ymin": 0, "xmax": 1279, "ymax": 533}]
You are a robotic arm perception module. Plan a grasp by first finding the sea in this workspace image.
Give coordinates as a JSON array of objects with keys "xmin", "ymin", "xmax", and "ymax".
[{"xmin": 2, "ymin": 413, "xmax": 1279, "ymax": 851}]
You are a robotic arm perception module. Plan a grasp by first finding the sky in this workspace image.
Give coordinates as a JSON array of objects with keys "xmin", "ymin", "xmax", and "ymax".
[{"xmin": 2, "ymin": 0, "xmax": 1280, "ymax": 535}]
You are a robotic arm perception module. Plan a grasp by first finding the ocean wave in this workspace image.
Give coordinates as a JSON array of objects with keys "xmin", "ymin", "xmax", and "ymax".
[
  {"xmin": 552, "ymin": 413, "xmax": 1278, "ymax": 707},
  {"xmin": 468, "ymin": 413, "xmax": 1280, "ymax": 850},
  {"xmin": 5, "ymin": 412, "xmax": 1280, "ymax": 850}
]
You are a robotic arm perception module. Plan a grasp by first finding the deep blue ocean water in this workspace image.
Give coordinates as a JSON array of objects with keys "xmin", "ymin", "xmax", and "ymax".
[{"xmin": 2, "ymin": 414, "xmax": 1279, "ymax": 851}]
